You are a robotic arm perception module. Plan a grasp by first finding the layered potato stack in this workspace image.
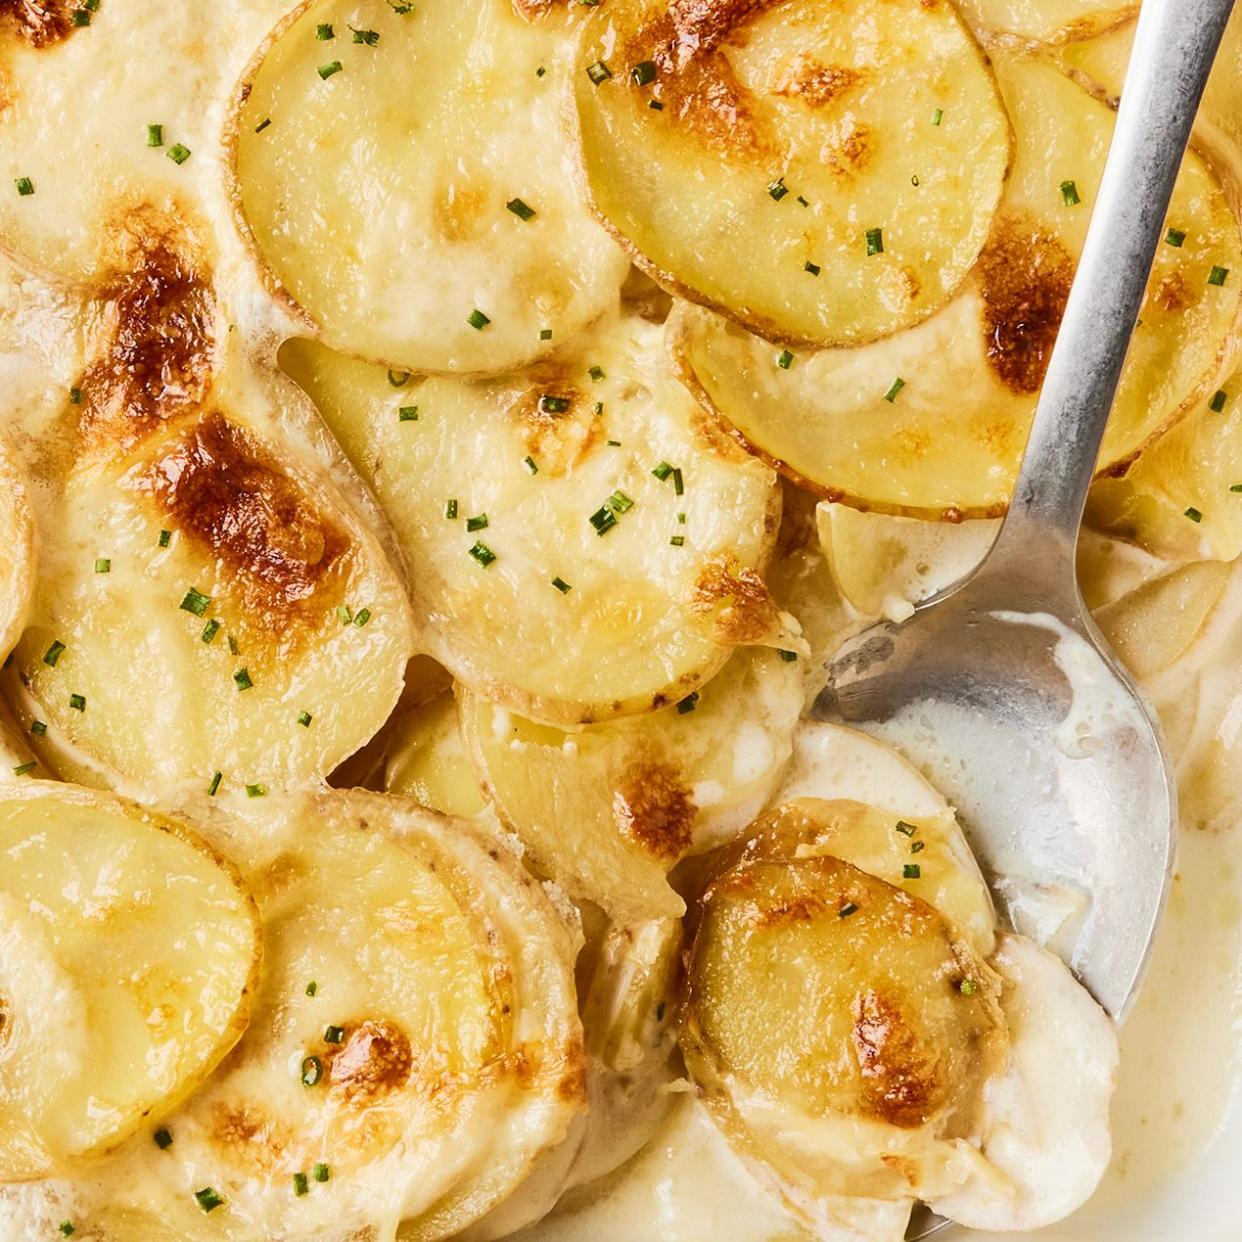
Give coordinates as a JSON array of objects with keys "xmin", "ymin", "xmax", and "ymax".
[{"xmin": 0, "ymin": 0, "xmax": 1238, "ymax": 1238}]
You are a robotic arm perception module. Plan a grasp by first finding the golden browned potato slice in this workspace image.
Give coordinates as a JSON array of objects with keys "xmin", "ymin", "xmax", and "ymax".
[
  {"xmin": 0, "ymin": 430, "xmax": 34, "ymax": 662},
  {"xmin": 2, "ymin": 319, "xmax": 414, "ymax": 794},
  {"xmin": 460, "ymin": 646, "xmax": 804, "ymax": 920},
  {"xmin": 682, "ymin": 819, "xmax": 1007, "ymax": 1204},
  {"xmin": 383, "ymin": 691, "xmax": 488, "ymax": 818},
  {"xmin": 0, "ymin": 783, "xmax": 258, "ymax": 1181},
  {"xmin": 64, "ymin": 790, "xmax": 583, "ymax": 1241},
  {"xmin": 674, "ymin": 52, "xmax": 1242, "ymax": 517},
  {"xmin": 282, "ymin": 315, "xmax": 788, "ymax": 726},
  {"xmin": 573, "ymin": 0, "xmax": 1010, "ymax": 348},
  {"xmin": 957, "ymin": 0, "xmax": 1136, "ymax": 45},
  {"xmin": 231, "ymin": 0, "xmax": 628, "ymax": 375}
]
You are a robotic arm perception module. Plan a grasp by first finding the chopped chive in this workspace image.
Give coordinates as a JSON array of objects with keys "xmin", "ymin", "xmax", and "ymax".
[
  {"xmin": 838, "ymin": 902, "xmax": 859, "ymax": 918},
  {"xmin": 1060, "ymin": 179, "xmax": 1080, "ymax": 206},
  {"xmin": 539, "ymin": 394, "xmax": 570, "ymax": 413},
  {"xmin": 207, "ymin": 771, "xmax": 222, "ymax": 797},
  {"xmin": 30, "ymin": 720, "xmax": 46, "ymax": 735},
  {"xmin": 43, "ymin": 640, "xmax": 66, "ymax": 667},
  {"xmin": 631, "ymin": 59, "xmax": 656, "ymax": 85},
  {"xmin": 506, "ymin": 196, "xmax": 536, "ymax": 221},
  {"xmin": 313, "ymin": 1162, "xmax": 330, "ymax": 1183},
  {"xmin": 94, "ymin": 558, "xmax": 111, "ymax": 573},
  {"xmin": 158, "ymin": 529, "xmax": 172, "ymax": 547},
  {"xmin": 71, "ymin": 7, "xmax": 89, "ymax": 24},
  {"xmin": 387, "ymin": 369, "xmax": 409, "ymax": 387},
  {"xmin": 254, "ymin": 117, "xmax": 272, "ymax": 133},
  {"xmin": 398, "ymin": 405, "xmax": 418, "ymax": 421},
  {"xmin": 466, "ymin": 513, "xmax": 489, "ymax": 532},
  {"xmin": 324, "ymin": 1024, "xmax": 345, "ymax": 1044},
  {"xmin": 316, "ymin": 20, "xmax": 334, "ymax": 37},
  {"xmin": 69, "ymin": 386, "xmax": 82, "ymax": 404},
  {"xmin": 337, "ymin": 605, "xmax": 353, "ymax": 624},
  {"xmin": 202, "ymin": 619, "xmax": 221, "ymax": 643},
  {"xmin": 536, "ymin": 65, "xmax": 546, "ymax": 77},
  {"xmin": 903, "ymin": 863, "xmax": 921, "ymax": 879},
  {"xmin": 146, "ymin": 123, "xmax": 163, "ymax": 147},
  {"xmin": 767, "ymin": 177, "xmax": 789, "ymax": 202},
  {"xmin": 594, "ymin": 401, "xmax": 604, "ymax": 416},
  {"xmin": 234, "ymin": 668, "xmax": 253, "ymax": 691},
  {"xmin": 607, "ymin": 439, "xmax": 621, "ymax": 447},
  {"xmin": 958, "ymin": 977, "xmax": 978, "ymax": 996},
  {"xmin": 669, "ymin": 534, "xmax": 685, "ymax": 547},
  {"xmin": 12, "ymin": 762, "xmax": 35, "ymax": 777},
  {"xmin": 586, "ymin": 60, "xmax": 612, "ymax": 84},
  {"xmin": 469, "ymin": 541, "xmax": 497, "ymax": 567},
  {"xmin": 14, "ymin": 177, "xmax": 33, "ymax": 197},
  {"xmin": 353, "ymin": 608, "xmax": 371, "ymax": 627},
  {"xmin": 676, "ymin": 692, "xmax": 700, "ymax": 714},
  {"xmin": 194, "ymin": 1188, "xmax": 224, "ymax": 1214},
  {"xmin": 1211, "ymin": 390, "xmax": 1229, "ymax": 412},
  {"xmin": 796, "ymin": 194, "xmax": 809, "ymax": 206},
  {"xmin": 245, "ymin": 783, "xmax": 266, "ymax": 798},
  {"xmin": 293, "ymin": 1172, "xmax": 309, "ymax": 1197},
  {"xmin": 1185, "ymin": 506, "xmax": 1204, "ymax": 522},
  {"xmin": 166, "ymin": 144, "xmax": 191, "ymax": 165},
  {"xmin": 588, "ymin": 365, "xmax": 606, "ymax": 382},
  {"xmin": 180, "ymin": 587, "xmax": 211, "ymax": 617},
  {"xmin": 551, "ymin": 576, "xmax": 572, "ymax": 594},
  {"xmin": 931, "ymin": 107, "xmax": 943, "ymax": 125},
  {"xmin": 523, "ymin": 455, "xmax": 538, "ymax": 474},
  {"xmin": 911, "ymin": 840, "xmax": 926, "ymax": 854},
  {"xmin": 445, "ymin": 499, "xmax": 458, "ymax": 519},
  {"xmin": 1232, "ymin": 483, "xmax": 1242, "ymax": 493},
  {"xmin": 297, "ymin": 710, "xmax": 313, "ymax": 727},
  {"xmin": 306, "ymin": 980, "xmax": 317, "ymax": 996},
  {"xmin": 317, "ymin": 60, "xmax": 343, "ymax": 80},
  {"xmin": 539, "ymin": 328, "xmax": 553, "ymax": 340},
  {"xmin": 652, "ymin": 461, "xmax": 673, "ymax": 480},
  {"xmin": 69, "ymin": 693, "xmax": 85, "ymax": 712},
  {"xmin": 154, "ymin": 1128, "xmax": 173, "ymax": 1150},
  {"xmin": 778, "ymin": 650, "xmax": 798, "ymax": 662},
  {"xmin": 865, "ymin": 227, "xmax": 884, "ymax": 256},
  {"xmin": 911, "ymin": 174, "xmax": 921, "ymax": 187},
  {"xmin": 228, "ymin": 634, "xmax": 239, "ymax": 655},
  {"xmin": 608, "ymin": 490, "xmax": 634, "ymax": 513},
  {"xmin": 589, "ymin": 506, "xmax": 617, "ymax": 536},
  {"xmin": 59, "ymin": 1225, "xmax": 75, "ymax": 1238},
  {"xmin": 300, "ymin": 1055, "xmax": 323, "ymax": 1086},
  {"xmin": 672, "ymin": 467, "xmax": 684, "ymax": 496},
  {"xmin": 1209, "ymin": 266, "xmax": 1230, "ymax": 286},
  {"xmin": 895, "ymin": 820, "xmax": 917, "ymax": 836},
  {"xmin": 776, "ymin": 349, "xmax": 794, "ymax": 370},
  {"xmin": 350, "ymin": 26, "xmax": 379, "ymax": 44},
  {"xmin": 882, "ymin": 377, "xmax": 905, "ymax": 403},
  {"xmin": 1165, "ymin": 227, "xmax": 1186, "ymax": 247},
  {"xmin": 649, "ymin": 99, "xmax": 664, "ymax": 110},
  {"xmin": 803, "ymin": 260, "xmax": 821, "ymax": 276},
  {"xmin": 468, "ymin": 308, "xmax": 491, "ymax": 330}
]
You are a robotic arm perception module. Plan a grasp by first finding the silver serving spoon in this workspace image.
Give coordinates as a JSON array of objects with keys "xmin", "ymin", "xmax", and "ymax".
[{"xmin": 816, "ymin": 0, "xmax": 1234, "ymax": 1045}]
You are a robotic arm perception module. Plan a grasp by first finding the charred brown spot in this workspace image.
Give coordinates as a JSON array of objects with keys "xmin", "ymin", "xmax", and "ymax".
[
  {"xmin": 850, "ymin": 987, "xmax": 944, "ymax": 1128},
  {"xmin": 612, "ymin": 757, "xmax": 696, "ymax": 860},
  {"xmin": 78, "ymin": 228, "xmax": 215, "ymax": 456},
  {"xmin": 1151, "ymin": 270, "xmax": 1191, "ymax": 312},
  {"xmin": 132, "ymin": 412, "xmax": 349, "ymax": 635},
  {"xmin": 326, "ymin": 1019, "xmax": 414, "ymax": 1102},
  {"xmin": 508, "ymin": 376, "xmax": 601, "ymax": 476},
  {"xmin": 0, "ymin": 0, "xmax": 75, "ymax": 47},
  {"xmin": 773, "ymin": 56, "xmax": 863, "ymax": 108},
  {"xmin": 558, "ymin": 1037, "xmax": 589, "ymax": 1103},
  {"xmin": 432, "ymin": 182, "xmax": 490, "ymax": 243},
  {"xmin": 690, "ymin": 552, "xmax": 780, "ymax": 644},
  {"xmin": 827, "ymin": 123, "xmax": 872, "ymax": 178},
  {"xmin": 210, "ymin": 1102, "xmax": 291, "ymax": 1173},
  {"xmin": 753, "ymin": 894, "xmax": 827, "ymax": 927},
  {"xmin": 976, "ymin": 218, "xmax": 1074, "ymax": 395}
]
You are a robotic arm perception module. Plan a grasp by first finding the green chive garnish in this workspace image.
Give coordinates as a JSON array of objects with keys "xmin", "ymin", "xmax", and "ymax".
[
  {"xmin": 608, "ymin": 490, "xmax": 634, "ymax": 513},
  {"xmin": 540, "ymin": 394, "xmax": 570, "ymax": 413},
  {"xmin": 931, "ymin": 107, "xmax": 943, "ymax": 125},
  {"xmin": 1185, "ymin": 506, "xmax": 1204, "ymax": 522},
  {"xmin": 588, "ymin": 365, "xmax": 606, "ymax": 382},
  {"xmin": 586, "ymin": 60, "xmax": 612, "ymax": 84},
  {"xmin": 445, "ymin": 499, "xmax": 458, "ymax": 519},
  {"xmin": 306, "ymin": 980, "xmax": 317, "ymax": 996},
  {"xmin": 468, "ymin": 308, "xmax": 491, "ymax": 330},
  {"xmin": 469, "ymin": 541, "xmax": 497, "ymax": 567},
  {"xmin": 865, "ymin": 227, "xmax": 883, "ymax": 256},
  {"xmin": 768, "ymin": 177, "xmax": 789, "ymax": 202},
  {"xmin": 180, "ymin": 587, "xmax": 211, "ymax": 617},
  {"xmin": 776, "ymin": 349, "xmax": 794, "ymax": 369},
  {"xmin": 59, "ymin": 1224, "xmax": 75, "ymax": 1238},
  {"xmin": 388, "ymin": 369, "xmax": 409, "ymax": 387},
  {"xmin": 167, "ymin": 144, "xmax": 191, "ymax": 165},
  {"xmin": 71, "ymin": 7, "xmax": 89, "ymax": 24},
  {"xmin": 506, "ymin": 197, "xmax": 536, "ymax": 221},
  {"xmin": 466, "ymin": 513, "xmax": 489, "ymax": 532},
  {"xmin": 317, "ymin": 60, "xmax": 343, "ymax": 80},
  {"xmin": 68, "ymin": 693, "xmax": 85, "ymax": 712},
  {"xmin": 14, "ymin": 177, "xmax": 33, "ymax": 197},
  {"xmin": 1211, "ymin": 390, "xmax": 1228, "ymax": 412},
  {"xmin": 351, "ymin": 26, "xmax": 379, "ymax": 44},
  {"xmin": 297, "ymin": 710, "xmax": 312, "ymax": 727},
  {"xmin": 207, "ymin": 771, "xmax": 222, "ymax": 797},
  {"xmin": 676, "ymin": 692, "xmax": 699, "ymax": 714},
  {"xmin": 154, "ymin": 1128, "xmax": 173, "ymax": 1149},
  {"xmin": 896, "ymin": 821, "xmax": 917, "ymax": 836},
  {"xmin": 539, "ymin": 328, "xmax": 553, "ymax": 340},
  {"xmin": 69, "ymin": 386, "xmax": 82, "ymax": 404},
  {"xmin": 194, "ymin": 1188, "xmax": 224, "ymax": 1213},
  {"xmin": 1165, "ymin": 227, "xmax": 1186, "ymax": 247},
  {"xmin": 202, "ymin": 619, "xmax": 221, "ymax": 643},
  {"xmin": 649, "ymin": 99, "xmax": 664, "ymax": 110},
  {"xmin": 398, "ymin": 405, "xmax": 418, "ymax": 421},
  {"xmin": 589, "ymin": 506, "xmax": 617, "ymax": 536},
  {"xmin": 324, "ymin": 1024, "xmax": 345, "ymax": 1044},
  {"xmin": 30, "ymin": 720, "xmax": 46, "ymax": 735},
  {"xmin": 12, "ymin": 762, "xmax": 36, "ymax": 777},
  {"xmin": 353, "ymin": 608, "xmax": 371, "ymax": 627},
  {"xmin": 1060, "ymin": 179, "xmax": 1080, "ymax": 206},
  {"xmin": 631, "ymin": 59, "xmax": 656, "ymax": 85},
  {"xmin": 234, "ymin": 668, "xmax": 253, "ymax": 691},
  {"xmin": 316, "ymin": 21, "xmax": 334, "ymax": 38},
  {"xmin": 552, "ymin": 576, "xmax": 571, "ymax": 594},
  {"xmin": 255, "ymin": 117, "xmax": 272, "ymax": 133},
  {"xmin": 1209, "ymin": 265, "xmax": 1230, "ymax": 286},
  {"xmin": 669, "ymin": 534, "xmax": 685, "ymax": 547},
  {"xmin": 672, "ymin": 467, "xmax": 684, "ymax": 496},
  {"xmin": 301, "ymin": 1055, "xmax": 323, "ymax": 1086},
  {"xmin": 293, "ymin": 1172, "xmax": 309, "ymax": 1197},
  {"xmin": 158, "ymin": 529, "xmax": 172, "ymax": 547},
  {"xmin": 882, "ymin": 377, "xmax": 905, "ymax": 403},
  {"xmin": 804, "ymin": 260, "xmax": 821, "ymax": 276},
  {"xmin": 903, "ymin": 863, "xmax": 921, "ymax": 879},
  {"xmin": 838, "ymin": 902, "xmax": 859, "ymax": 918},
  {"xmin": 245, "ymin": 783, "xmax": 266, "ymax": 798},
  {"xmin": 146, "ymin": 124, "xmax": 163, "ymax": 147},
  {"xmin": 652, "ymin": 461, "xmax": 673, "ymax": 480},
  {"xmin": 778, "ymin": 650, "xmax": 797, "ymax": 662},
  {"xmin": 94, "ymin": 558, "xmax": 111, "ymax": 573},
  {"xmin": 911, "ymin": 840, "xmax": 926, "ymax": 854},
  {"xmin": 959, "ymin": 978, "xmax": 978, "ymax": 996},
  {"xmin": 43, "ymin": 640, "xmax": 66, "ymax": 666},
  {"xmin": 313, "ymin": 1162, "xmax": 330, "ymax": 1183}
]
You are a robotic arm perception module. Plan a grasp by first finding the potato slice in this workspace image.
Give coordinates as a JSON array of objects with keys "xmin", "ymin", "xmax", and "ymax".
[
  {"xmin": 281, "ymin": 315, "xmax": 786, "ymax": 725},
  {"xmin": 0, "ymin": 783, "xmax": 258, "ymax": 1180},
  {"xmin": 231, "ymin": 0, "xmax": 627, "ymax": 374},
  {"xmin": 71, "ymin": 790, "xmax": 582, "ymax": 1240},
  {"xmin": 957, "ymin": 0, "xmax": 1136, "ymax": 45},
  {"xmin": 2, "ymin": 347, "xmax": 414, "ymax": 795},
  {"xmin": 682, "ymin": 824, "xmax": 1007, "ymax": 1204},
  {"xmin": 674, "ymin": 52, "xmax": 1242, "ymax": 517},
  {"xmin": 0, "ymin": 430, "xmax": 34, "ymax": 662},
  {"xmin": 383, "ymin": 691, "xmax": 488, "ymax": 819},
  {"xmin": 573, "ymin": 0, "xmax": 1009, "ymax": 349},
  {"xmin": 461, "ymin": 646, "xmax": 804, "ymax": 920}
]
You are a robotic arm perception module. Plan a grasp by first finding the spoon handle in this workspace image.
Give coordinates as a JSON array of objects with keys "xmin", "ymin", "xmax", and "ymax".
[{"xmin": 983, "ymin": 0, "xmax": 1235, "ymax": 594}]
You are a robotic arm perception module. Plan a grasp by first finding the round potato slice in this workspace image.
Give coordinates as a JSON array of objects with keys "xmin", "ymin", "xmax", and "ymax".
[
  {"xmin": 231, "ymin": 0, "xmax": 628, "ymax": 375},
  {"xmin": 281, "ymin": 315, "xmax": 787, "ymax": 726},
  {"xmin": 674, "ymin": 52, "xmax": 1242, "ymax": 517},
  {"xmin": 0, "ymin": 430, "xmax": 34, "ymax": 662},
  {"xmin": 78, "ymin": 790, "xmax": 584, "ymax": 1240},
  {"xmin": 383, "ymin": 691, "xmax": 488, "ymax": 819},
  {"xmin": 3, "ymin": 348, "xmax": 414, "ymax": 796},
  {"xmin": 461, "ymin": 646, "xmax": 804, "ymax": 920},
  {"xmin": 0, "ymin": 783, "xmax": 259, "ymax": 1180},
  {"xmin": 573, "ymin": 0, "xmax": 1010, "ymax": 349},
  {"xmin": 957, "ymin": 0, "xmax": 1136, "ymax": 45}
]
